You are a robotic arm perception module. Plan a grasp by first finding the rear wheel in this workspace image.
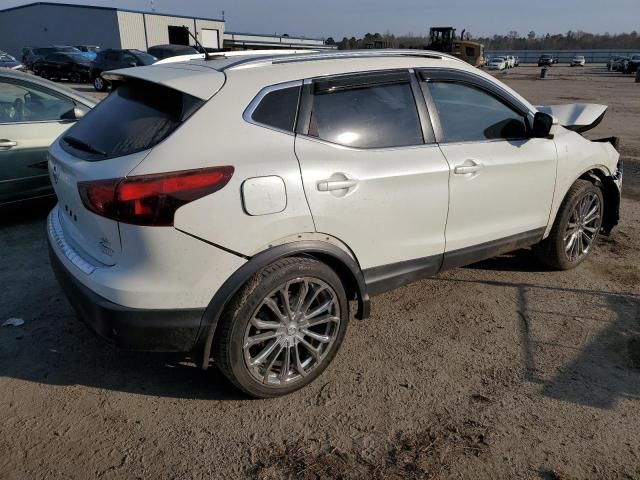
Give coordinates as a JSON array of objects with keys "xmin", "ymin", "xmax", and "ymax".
[
  {"xmin": 93, "ymin": 75, "xmax": 108, "ymax": 92},
  {"xmin": 534, "ymin": 180, "xmax": 603, "ymax": 270},
  {"xmin": 213, "ymin": 257, "xmax": 349, "ymax": 398}
]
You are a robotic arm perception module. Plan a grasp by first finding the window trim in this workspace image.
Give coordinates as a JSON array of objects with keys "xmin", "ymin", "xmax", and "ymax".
[
  {"xmin": 0, "ymin": 77, "xmax": 78, "ymax": 126},
  {"xmin": 418, "ymin": 68, "xmax": 535, "ymax": 145},
  {"xmin": 296, "ymin": 69, "xmax": 434, "ymax": 150},
  {"xmin": 242, "ymin": 80, "xmax": 302, "ymax": 136}
]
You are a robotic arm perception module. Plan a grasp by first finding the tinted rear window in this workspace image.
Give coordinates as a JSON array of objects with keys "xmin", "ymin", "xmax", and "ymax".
[
  {"xmin": 61, "ymin": 80, "xmax": 203, "ymax": 161},
  {"xmin": 250, "ymin": 86, "xmax": 300, "ymax": 132}
]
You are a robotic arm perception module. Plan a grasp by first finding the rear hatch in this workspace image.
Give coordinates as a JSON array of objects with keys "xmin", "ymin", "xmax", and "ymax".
[{"xmin": 48, "ymin": 64, "xmax": 224, "ymax": 268}]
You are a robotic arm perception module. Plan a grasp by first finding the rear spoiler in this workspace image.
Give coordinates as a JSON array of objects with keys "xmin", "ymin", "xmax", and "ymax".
[
  {"xmin": 536, "ymin": 103, "xmax": 608, "ymax": 133},
  {"xmin": 102, "ymin": 64, "xmax": 225, "ymax": 100}
]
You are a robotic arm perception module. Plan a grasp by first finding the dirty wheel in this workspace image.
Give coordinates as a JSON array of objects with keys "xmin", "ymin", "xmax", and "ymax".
[
  {"xmin": 534, "ymin": 179, "xmax": 603, "ymax": 270},
  {"xmin": 213, "ymin": 257, "xmax": 349, "ymax": 398}
]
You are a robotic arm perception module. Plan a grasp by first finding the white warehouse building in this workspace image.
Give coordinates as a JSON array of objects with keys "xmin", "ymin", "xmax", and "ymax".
[{"xmin": 0, "ymin": 2, "xmax": 332, "ymax": 58}]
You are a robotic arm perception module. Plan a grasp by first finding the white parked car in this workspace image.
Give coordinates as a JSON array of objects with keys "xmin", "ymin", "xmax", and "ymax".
[
  {"xmin": 571, "ymin": 55, "xmax": 586, "ymax": 67},
  {"xmin": 47, "ymin": 50, "xmax": 622, "ymax": 397},
  {"xmin": 506, "ymin": 55, "xmax": 515, "ymax": 68},
  {"xmin": 487, "ymin": 56, "xmax": 507, "ymax": 70}
]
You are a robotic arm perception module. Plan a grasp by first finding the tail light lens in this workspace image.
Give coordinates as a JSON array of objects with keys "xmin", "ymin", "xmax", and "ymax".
[{"xmin": 78, "ymin": 166, "xmax": 234, "ymax": 226}]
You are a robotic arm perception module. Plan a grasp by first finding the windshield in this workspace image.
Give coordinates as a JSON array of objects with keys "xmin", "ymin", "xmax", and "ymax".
[
  {"xmin": 66, "ymin": 53, "xmax": 89, "ymax": 60},
  {"xmin": 493, "ymin": 57, "xmax": 504, "ymax": 61},
  {"xmin": 0, "ymin": 53, "xmax": 16, "ymax": 61},
  {"xmin": 133, "ymin": 52, "xmax": 158, "ymax": 65}
]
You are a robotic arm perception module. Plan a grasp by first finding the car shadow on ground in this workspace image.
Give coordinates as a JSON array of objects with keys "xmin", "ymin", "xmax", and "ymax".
[
  {"xmin": 464, "ymin": 248, "xmax": 554, "ymax": 273},
  {"xmin": 0, "ymin": 197, "xmax": 56, "ymax": 226},
  {"xmin": 438, "ymin": 269, "xmax": 640, "ymax": 410},
  {"xmin": 0, "ymin": 317, "xmax": 247, "ymax": 401},
  {"xmin": 0, "ymin": 200, "xmax": 247, "ymax": 401}
]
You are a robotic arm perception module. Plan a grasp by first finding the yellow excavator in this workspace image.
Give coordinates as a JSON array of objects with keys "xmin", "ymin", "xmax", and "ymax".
[{"xmin": 427, "ymin": 27, "xmax": 485, "ymax": 67}]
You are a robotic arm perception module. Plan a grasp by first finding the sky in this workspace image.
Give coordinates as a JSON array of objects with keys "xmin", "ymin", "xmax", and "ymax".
[{"xmin": 2, "ymin": 0, "xmax": 639, "ymax": 40}]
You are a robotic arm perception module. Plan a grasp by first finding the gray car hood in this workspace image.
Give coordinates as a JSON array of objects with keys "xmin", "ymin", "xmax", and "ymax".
[{"xmin": 537, "ymin": 103, "xmax": 608, "ymax": 133}]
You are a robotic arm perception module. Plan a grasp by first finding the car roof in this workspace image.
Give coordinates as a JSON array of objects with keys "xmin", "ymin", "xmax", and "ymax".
[
  {"xmin": 0, "ymin": 69, "xmax": 97, "ymax": 107},
  {"xmin": 103, "ymin": 49, "xmax": 535, "ymax": 114}
]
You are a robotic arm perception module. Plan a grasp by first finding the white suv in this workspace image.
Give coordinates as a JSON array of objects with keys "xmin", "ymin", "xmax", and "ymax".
[{"xmin": 47, "ymin": 50, "xmax": 622, "ymax": 397}]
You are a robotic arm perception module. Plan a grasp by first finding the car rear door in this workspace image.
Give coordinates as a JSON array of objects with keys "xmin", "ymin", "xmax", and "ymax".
[
  {"xmin": 294, "ymin": 70, "xmax": 451, "ymax": 292},
  {"xmin": 418, "ymin": 69, "xmax": 557, "ymax": 268},
  {"xmin": 0, "ymin": 77, "xmax": 78, "ymax": 204}
]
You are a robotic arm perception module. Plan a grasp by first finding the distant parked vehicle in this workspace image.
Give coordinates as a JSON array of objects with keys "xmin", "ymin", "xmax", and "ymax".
[
  {"xmin": 570, "ymin": 55, "xmax": 586, "ymax": 67},
  {"xmin": 506, "ymin": 55, "xmax": 516, "ymax": 68},
  {"xmin": 0, "ymin": 69, "xmax": 96, "ymax": 206},
  {"xmin": 487, "ymin": 56, "xmax": 507, "ymax": 70},
  {"xmin": 22, "ymin": 46, "xmax": 81, "ymax": 69},
  {"xmin": 607, "ymin": 55, "xmax": 626, "ymax": 71},
  {"xmin": 90, "ymin": 49, "xmax": 157, "ymax": 91},
  {"xmin": 514, "ymin": 56, "xmax": 520, "ymax": 67},
  {"xmin": 74, "ymin": 45, "xmax": 101, "ymax": 61},
  {"xmin": 538, "ymin": 54, "xmax": 556, "ymax": 67},
  {"xmin": 32, "ymin": 52, "xmax": 92, "ymax": 82},
  {"xmin": 622, "ymin": 55, "xmax": 640, "ymax": 74},
  {"xmin": 147, "ymin": 44, "xmax": 198, "ymax": 60},
  {"xmin": 0, "ymin": 51, "xmax": 24, "ymax": 70}
]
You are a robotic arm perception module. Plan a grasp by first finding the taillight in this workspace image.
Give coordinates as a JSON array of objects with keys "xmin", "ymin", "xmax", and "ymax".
[{"xmin": 78, "ymin": 166, "xmax": 234, "ymax": 226}]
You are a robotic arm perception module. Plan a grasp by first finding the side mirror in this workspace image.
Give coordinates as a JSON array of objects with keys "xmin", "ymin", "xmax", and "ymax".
[
  {"xmin": 73, "ymin": 106, "xmax": 86, "ymax": 119},
  {"xmin": 60, "ymin": 106, "xmax": 87, "ymax": 121},
  {"xmin": 532, "ymin": 112, "xmax": 554, "ymax": 138}
]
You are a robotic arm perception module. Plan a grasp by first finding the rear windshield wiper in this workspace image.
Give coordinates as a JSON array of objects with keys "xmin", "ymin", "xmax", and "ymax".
[{"xmin": 63, "ymin": 135, "xmax": 107, "ymax": 157}]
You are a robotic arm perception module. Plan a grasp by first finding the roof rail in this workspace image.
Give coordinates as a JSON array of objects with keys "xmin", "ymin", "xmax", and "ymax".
[{"xmin": 222, "ymin": 49, "xmax": 463, "ymax": 71}]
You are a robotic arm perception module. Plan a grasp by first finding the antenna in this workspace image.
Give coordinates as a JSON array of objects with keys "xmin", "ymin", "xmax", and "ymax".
[{"xmin": 182, "ymin": 25, "xmax": 211, "ymax": 60}]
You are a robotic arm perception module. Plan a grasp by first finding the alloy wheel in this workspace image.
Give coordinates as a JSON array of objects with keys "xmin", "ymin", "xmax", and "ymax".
[
  {"xmin": 564, "ymin": 192, "xmax": 601, "ymax": 262},
  {"xmin": 242, "ymin": 277, "xmax": 341, "ymax": 386}
]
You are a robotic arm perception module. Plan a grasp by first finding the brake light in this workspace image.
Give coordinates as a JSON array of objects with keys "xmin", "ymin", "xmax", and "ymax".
[{"xmin": 78, "ymin": 166, "xmax": 234, "ymax": 226}]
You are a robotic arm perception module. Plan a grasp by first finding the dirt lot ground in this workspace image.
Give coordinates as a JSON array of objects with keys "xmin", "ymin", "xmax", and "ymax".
[{"xmin": 1, "ymin": 66, "xmax": 639, "ymax": 479}]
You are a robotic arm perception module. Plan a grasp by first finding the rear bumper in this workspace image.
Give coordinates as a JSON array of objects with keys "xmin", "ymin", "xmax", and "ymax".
[{"xmin": 49, "ymin": 241, "xmax": 204, "ymax": 352}]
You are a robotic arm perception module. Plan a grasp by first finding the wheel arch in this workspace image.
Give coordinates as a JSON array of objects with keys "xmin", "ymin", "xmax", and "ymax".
[
  {"xmin": 195, "ymin": 241, "xmax": 371, "ymax": 369},
  {"xmin": 577, "ymin": 167, "xmax": 621, "ymax": 235}
]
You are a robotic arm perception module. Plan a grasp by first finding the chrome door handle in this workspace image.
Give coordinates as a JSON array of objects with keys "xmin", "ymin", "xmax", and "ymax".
[
  {"xmin": 454, "ymin": 163, "xmax": 483, "ymax": 174},
  {"xmin": 0, "ymin": 139, "xmax": 17, "ymax": 149},
  {"xmin": 317, "ymin": 179, "xmax": 358, "ymax": 192}
]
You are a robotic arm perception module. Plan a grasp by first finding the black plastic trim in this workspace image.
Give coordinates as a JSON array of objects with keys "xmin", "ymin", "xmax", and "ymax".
[
  {"xmin": 364, "ymin": 254, "xmax": 442, "ymax": 296},
  {"xmin": 197, "ymin": 241, "xmax": 370, "ymax": 369},
  {"xmin": 441, "ymin": 228, "xmax": 545, "ymax": 271},
  {"xmin": 313, "ymin": 70, "xmax": 411, "ymax": 94},
  {"xmin": 417, "ymin": 68, "xmax": 532, "ymax": 116},
  {"xmin": 409, "ymin": 70, "xmax": 436, "ymax": 144},
  {"xmin": 49, "ymin": 243, "xmax": 203, "ymax": 352}
]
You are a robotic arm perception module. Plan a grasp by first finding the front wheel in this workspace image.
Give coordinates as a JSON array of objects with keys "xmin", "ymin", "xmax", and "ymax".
[
  {"xmin": 534, "ymin": 180, "xmax": 603, "ymax": 270},
  {"xmin": 213, "ymin": 257, "xmax": 349, "ymax": 398}
]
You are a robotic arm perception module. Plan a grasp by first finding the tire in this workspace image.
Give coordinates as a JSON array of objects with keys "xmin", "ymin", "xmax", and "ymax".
[
  {"xmin": 93, "ymin": 75, "xmax": 108, "ymax": 92},
  {"xmin": 213, "ymin": 257, "xmax": 349, "ymax": 398},
  {"xmin": 534, "ymin": 179, "xmax": 604, "ymax": 270}
]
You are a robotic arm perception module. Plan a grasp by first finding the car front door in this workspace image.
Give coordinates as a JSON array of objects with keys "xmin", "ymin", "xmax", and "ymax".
[
  {"xmin": 419, "ymin": 70, "xmax": 557, "ymax": 268},
  {"xmin": 0, "ymin": 77, "xmax": 78, "ymax": 204},
  {"xmin": 294, "ymin": 70, "xmax": 451, "ymax": 293}
]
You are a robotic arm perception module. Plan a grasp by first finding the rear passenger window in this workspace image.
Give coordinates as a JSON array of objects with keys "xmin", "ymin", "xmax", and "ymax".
[
  {"xmin": 308, "ymin": 82, "xmax": 423, "ymax": 149},
  {"xmin": 250, "ymin": 85, "xmax": 300, "ymax": 132},
  {"xmin": 428, "ymin": 82, "xmax": 528, "ymax": 142}
]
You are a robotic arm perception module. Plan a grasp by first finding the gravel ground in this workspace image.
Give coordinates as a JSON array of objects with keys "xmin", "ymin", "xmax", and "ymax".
[{"xmin": 1, "ymin": 66, "xmax": 639, "ymax": 480}]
